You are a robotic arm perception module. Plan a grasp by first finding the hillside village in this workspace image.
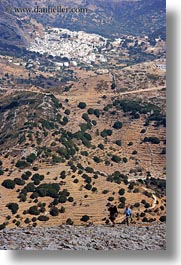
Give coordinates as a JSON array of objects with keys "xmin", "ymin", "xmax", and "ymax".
[{"xmin": 28, "ymin": 27, "xmax": 166, "ymax": 70}]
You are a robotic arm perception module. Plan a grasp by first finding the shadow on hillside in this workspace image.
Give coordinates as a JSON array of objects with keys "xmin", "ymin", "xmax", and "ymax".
[{"xmin": 9, "ymin": 11, "xmax": 178, "ymax": 261}]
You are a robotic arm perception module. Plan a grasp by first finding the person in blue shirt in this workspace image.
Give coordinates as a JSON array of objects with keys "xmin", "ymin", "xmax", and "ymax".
[{"xmin": 124, "ymin": 205, "xmax": 132, "ymax": 226}]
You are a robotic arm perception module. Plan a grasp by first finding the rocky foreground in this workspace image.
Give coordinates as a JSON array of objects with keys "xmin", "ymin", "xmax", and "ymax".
[{"xmin": 0, "ymin": 223, "xmax": 166, "ymax": 250}]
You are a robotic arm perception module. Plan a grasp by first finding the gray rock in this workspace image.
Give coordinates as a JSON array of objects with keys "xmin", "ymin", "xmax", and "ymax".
[{"xmin": 0, "ymin": 223, "xmax": 166, "ymax": 250}]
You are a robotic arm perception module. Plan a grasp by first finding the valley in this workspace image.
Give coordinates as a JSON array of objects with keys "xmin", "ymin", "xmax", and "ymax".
[{"xmin": 0, "ymin": 0, "xmax": 166, "ymax": 234}]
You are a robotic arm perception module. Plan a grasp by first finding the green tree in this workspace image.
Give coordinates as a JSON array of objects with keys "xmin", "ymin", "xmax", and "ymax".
[
  {"xmin": 113, "ymin": 121, "xmax": 123, "ymax": 129},
  {"xmin": 128, "ymin": 182, "xmax": 135, "ymax": 190},
  {"xmin": 50, "ymin": 206, "xmax": 59, "ymax": 216},
  {"xmin": 6, "ymin": 203, "xmax": 19, "ymax": 214},
  {"xmin": 26, "ymin": 153, "xmax": 36, "ymax": 163},
  {"xmin": 66, "ymin": 218, "xmax": 74, "ymax": 225},
  {"xmin": 28, "ymin": 206, "xmax": 40, "ymax": 215},
  {"xmin": 2, "ymin": 179, "xmax": 15, "ymax": 189},
  {"xmin": 78, "ymin": 102, "xmax": 86, "ymax": 109},
  {"xmin": 160, "ymin": 216, "xmax": 166, "ymax": 222},
  {"xmin": 15, "ymin": 160, "xmax": 29, "ymax": 169},
  {"xmin": 80, "ymin": 215, "xmax": 90, "ymax": 222},
  {"xmin": 118, "ymin": 188, "xmax": 125, "ymax": 196}
]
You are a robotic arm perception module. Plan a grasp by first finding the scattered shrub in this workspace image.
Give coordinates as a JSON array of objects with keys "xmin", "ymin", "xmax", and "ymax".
[
  {"xmin": 133, "ymin": 188, "xmax": 140, "ymax": 193},
  {"xmin": 50, "ymin": 206, "xmax": 59, "ymax": 216},
  {"xmin": 38, "ymin": 215, "xmax": 49, "ymax": 221},
  {"xmin": 80, "ymin": 215, "xmax": 90, "ymax": 222},
  {"xmin": 59, "ymin": 206, "xmax": 65, "ymax": 213},
  {"xmin": 144, "ymin": 203, "xmax": 151, "ymax": 209},
  {"xmin": 59, "ymin": 195, "xmax": 67, "ymax": 203},
  {"xmin": 21, "ymin": 171, "xmax": 32, "ymax": 180},
  {"xmin": 80, "ymin": 151, "xmax": 88, "ymax": 157},
  {"xmin": 128, "ymin": 182, "xmax": 135, "ymax": 190},
  {"xmin": 78, "ymin": 102, "xmax": 86, "ymax": 109},
  {"xmin": 64, "ymin": 109, "xmax": 70, "ymax": 115},
  {"xmin": 101, "ymin": 129, "xmax": 112, "ymax": 138},
  {"xmin": 160, "ymin": 216, "xmax": 166, "ymax": 222},
  {"xmin": 118, "ymin": 203, "xmax": 125, "ymax": 209},
  {"xmin": 26, "ymin": 153, "xmax": 37, "ymax": 163},
  {"xmin": 36, "ymin": 183, "xmax": 60, "ymax": 198},
  {"xmin": 134, "ymin": 202, "xmax": 140, "ymax": 208},
  {"xmin": 82, "ymin": 113, "xmax": 89, "ymax": 122},
  {"xmin": 2, "ymin": 179, "xmax": 15, "ymax": 189},
  {"xmin": 6, "ymin": 203, "xmax": 19, "ymax": 214},
  {"xmin": 118, "ymin": 188, "xmax": 125, "ymax": 196},
  {"xmin": 108, "ymin": 197, "xmax": 114, "ymax": 202},
  {"xmin": 32, "ymin": 173, "xmax": 44, "ymax": 184},
  {"xmin": 92, "ymin": 187, "xmax": 97, "ymax": 193},
  {"xmin": 119, "ymin": 197, "xmax": 126, "ymax": 203},
  {"xmin": 115, "ymin": 140, "xmax": 122, "ymax": 146},
  {"xmin": 28, "ymin": 206, "xmax": 40, "ymax": 215},
  {"xmin": 15, "ymin": 221, "xmax": 20, "ymax": 227},
  {"xmin": 73, "ymin": 179, "xmax": 79, "ymax": 183},
  {"xmin": 68, "ymin": 197, "xmax": 74, "ymax": 202},
  {"xmin": 102, "ymin": 190, "xmax": 109, "ymax": 194},
  {"xmin": 161, "ymin": 147, "xmax": 166, "ymax": 155},
  {"xmin": 143, "ymin": 136, "xmax": 160, "ymax": 144},
  {"xmin": 94, "ymin": 109, "xmax": 100, "ymax": 118},
  {"xmin": 132, "ymin": 150, "xmax": 137, "ymax": 155},
  {"xmin": 32, "ymin": 217, "xmax": 37, "ymax": 222},
  {"xmin": 24, "ymin": 218, "xmax": 30, "ymax": 224},
  {"xmin": 140, "ymin": 212, "xmax": 146, "ymax": 217},
  {"xmin": 85, "ymin": 167, "xmax": 94, "ymax": 173},
  {"xmin": 24, "ymin": 182, "xmax": 36, "ymax": 192},
  {"xmin": 122, "ymin": 157, "xmax": 128, "ymax": 163},
  {"xmin": 93, "ymin": 156, "xmax": 101, "ymax": 163},
  {"xmin": 85, "ymin": 183, "xmax": 92, "ymax": 190},
  {"xmin": 87, "ymin": 108, "xmax": 94, "ymax": 115},
  {"xmin": 93, "ymin": 174, "xmax": 98, "ymax": 179},
  {"xmin": 92, "ymin": 120, "xmax": 97, "ymax": 126},
  {"xmin": 32, "ymin": 166, "xmax": 39, "ymax": 171},
  {"xmin": 60, "ymin": 171, "xmax": 66, "ymax": 179},
  {"xmin": 15, "ymin": 160, "xmax": 29, "ymax": 169},
  {"xmin": 113, "ymin": 121, "xmax": 123, "ymax": 129},
  {"xmin": 14, "ymin": 178, "xmax": 25, "ymax": 186},
  {"xmin": 111, "ymin": 155, "xmax": 121, "ymax": 163},
  {"xmin": 142, "ymin": 217, "xmax": 148, "ymax": 222},
  {"xmin": 160, "ymin": 205, "xmax": 165, "ymax": 211},
  {"xmin": 98, "ymin": 143, "xmax": 104, "ymax": 150},
  {"xmin": 66, "ymin": 218, "xmax": 74, "ymax": 225}
]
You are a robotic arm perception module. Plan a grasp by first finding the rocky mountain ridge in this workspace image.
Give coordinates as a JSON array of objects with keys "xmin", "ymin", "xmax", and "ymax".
[
  {"xmin": 0, "ymin": 0, "xmax": 166, "ymax": 48},
  {"xmin": 0, "ymin": 223, "xmax": 166, "ymax": 250}
]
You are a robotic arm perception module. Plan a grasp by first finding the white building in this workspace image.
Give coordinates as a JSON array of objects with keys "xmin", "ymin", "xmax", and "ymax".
[
  {"xmin": 156, "ymin": 64, "xmax": 166, "ymax": 71},
  {"xmin": 70, "ymin": 61, "xmax": 77, "ymax": 67},
  {"xmin": 63, "ymin": 62, "xmax": 69, "ymax": 67}
]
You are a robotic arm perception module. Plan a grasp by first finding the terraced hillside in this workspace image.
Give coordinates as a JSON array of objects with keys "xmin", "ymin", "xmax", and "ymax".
[{"xmin": 0, "ymin": 65, "xmax": 166, "ymax": 229}]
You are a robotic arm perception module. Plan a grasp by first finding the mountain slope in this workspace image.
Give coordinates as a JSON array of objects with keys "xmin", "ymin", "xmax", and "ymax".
[
  {"xmin": 0, "ymin": 223, "xmax": 166, "ymax": 250},
  {"xmin": 0, "ymin": 0, "xmax": 166, "ymax": 48}
]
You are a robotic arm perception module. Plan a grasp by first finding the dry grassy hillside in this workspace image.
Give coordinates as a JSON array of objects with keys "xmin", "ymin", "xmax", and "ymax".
[{"xmin": 0, "ymin": 65, "xmax": 166, "ymax": 229}]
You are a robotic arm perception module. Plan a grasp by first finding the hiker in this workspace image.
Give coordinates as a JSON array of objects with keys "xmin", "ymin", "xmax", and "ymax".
[
  {"xmin": 107, "ymin": 203, "xmax": 118, "ymax": 226},
  {"xmin": 124, "ymin": 205, "xmax": 132, "ymax": 226}
]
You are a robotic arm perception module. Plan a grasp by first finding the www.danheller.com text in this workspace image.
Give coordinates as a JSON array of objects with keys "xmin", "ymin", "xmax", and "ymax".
[{"xmin": 6, "ymin": 5, "xmax": 88, "ymax": 14}]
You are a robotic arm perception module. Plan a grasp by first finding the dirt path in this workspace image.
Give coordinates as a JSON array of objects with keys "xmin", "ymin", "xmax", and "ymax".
[
  {"xmin": 150, "ymin": 193, "xmax": 157, "ymax": 209},
  {"xmin": 0, "ymin": 85, "xmax": 165, "ymax": 100}
]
